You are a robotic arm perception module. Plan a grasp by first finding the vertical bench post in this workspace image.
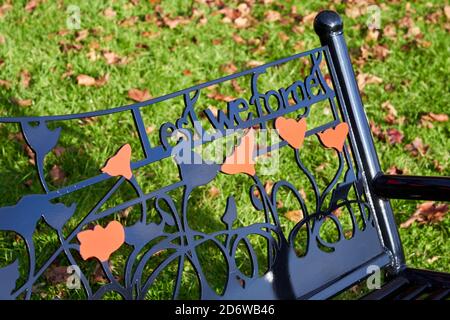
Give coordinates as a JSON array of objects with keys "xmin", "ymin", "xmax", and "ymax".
[{"xmin": 314, "ymin": 11, "xmax": 405, "ymax": 273}]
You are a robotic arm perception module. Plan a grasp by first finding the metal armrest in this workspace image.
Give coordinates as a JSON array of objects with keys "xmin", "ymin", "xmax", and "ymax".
[{"xmin": 371, "ymin": 174, "xmax": 450, "ymax": 201}]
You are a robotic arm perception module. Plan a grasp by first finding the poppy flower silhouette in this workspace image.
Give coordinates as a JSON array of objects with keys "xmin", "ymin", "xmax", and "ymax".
[
  {"xmin": 317, "ymin": 122, "xmax": 349, "ymax": 152},
  {"xmin": 77, "ymin": 221, "xmax": 125, "ymax": 262},
  {"xmin": 221, "ymin": 128, "xmax": 256, "ymax": 176},
  {"xmin": 101, "ymin": 144, "xmax": 133, "ymax": 180}
]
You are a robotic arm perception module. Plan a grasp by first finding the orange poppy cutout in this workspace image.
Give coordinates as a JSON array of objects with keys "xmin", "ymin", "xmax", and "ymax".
[
  {"xmin": 77, "ymin": 221, "xmax": 125, "ymax": 262},
  {"xmin": 221, "ymin": 128, "xmax": 256, "ymax": 176},
  {"xmin": 317, "ymin": 122, "xmax": 349, "ymax": 152},
  {"xmin": 275, "ymin": 117, "xmax": 307, "ymax": 149},
  {"xmin": 101, "ymin": 144, "xmax": 133, "ymax": 180}
]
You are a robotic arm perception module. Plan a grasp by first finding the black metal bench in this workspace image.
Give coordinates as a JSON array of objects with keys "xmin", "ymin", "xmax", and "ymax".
[{"xmin": 0, "ymin": 10, "xmax": 448, "ymax": 300}]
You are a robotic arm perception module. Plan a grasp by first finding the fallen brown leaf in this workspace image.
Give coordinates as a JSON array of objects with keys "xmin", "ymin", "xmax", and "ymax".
[
  {"xmin": 221, "ymin": 62, "xmax": 238, "ymax": 74},
  {"xmin": 162, "ymin": 15, "xmax": 190, "ymax": 29},
  {"xmin": 25, "ymin": 0, "xmax": 38, "ymax": 12},
  {"xmin": 356, "ymin": 73, "xmax": 383, "ymax": 91},
  {"xmin": 445, "ymin": 5, "xmax": 450, "ymax": 20},
  {"xmin": 128, "ymin": 88, "xmax": 151, "ymax": 102},
  {"xmin": 427, "ymin": 256, "xmax": 440, "ymax": 264},
  {"xmin": 297, "ymin": 189, "xmax": 306, "ymax": 200},
  {"xmin": 232, "ymin": 34, "xmax": 246, "ymax": 44},
  {"xmin": 264, "ymin": 180, "xmax": 273, "ymax": 194},
  {"xmin": 119, "ymin": 206, "xmax": 133, "ymax": 219},
  {"xmin": 11, "ymin": 98, "xmax": 32, "ymax": 107},
  {"xmin": 369, "ymin": 121, "xmax": 386, "ymax": 141},
  {"xmin": 433, "ymin": 160, "xmax": 445, "ymax": 173},
  {"xmin": 302, "ymin": 12, "xmax": 316, "ymax": 24},
  {"xmin": 103, "ymin": 7, "xmax": 116, "ymax": 19},
  {"xmin": 386, "ymin": 128, "xmax": 404, "ymax": 144},
  {"xmin": 420, "ymin": 112, "xmax": 448, "ymax": 127},
  {"xmin": 44, "ymin": 265, "xmax": 69, "ymax": 284},
  {"xmin": 76, "ymin": 74, "xmax": 96, "ymax": 86},
  {"xmin": 75, "ymin": 29, "xmax": 89, "ymax": 42},
  {"xmin": 365, "ymin": 29, "xmax": 380, "ymax": 42},
  {"xmin": 207, "ymin": 91, "xmax": 235, "ymax": 102},
  {"xmin": 87, "ymin": 48, "xmax": 98, "ymax": 61},
  {"xmin": 120, "ymin": 16, "xmax": 138, "ymax": 27},
  {"xmin": 234, "ymin": 16, "xmax": 249, "ymax": 28},
  {"xmin": 400, "ymin": 202, "xmax": 448, "ymax": 228},
  {"xmin": 285, "ymin": 210, "xmax": 303, "ymax": 223},
  {"xmin": 76, "ymin": 74, "xmax": 108, "ymax": 87},
  {"xmin": 382, "ymin": 101, "xmax": 398, "ymax": 124},
  {"xmin": 103, "ymin": 51, "xmax": 127, "ymax": 65},
  {"xmin": 383, "ymin": 24, "xmax": 397, "ymax": 40},
  {"xmin": 208, "ymin": 186, "xmax": 220, "ymax": 198},
  {"xmin": 265, "ymin": 10, "xmax": 281, "ymax": 22},
  {"xmin": 386, "ymin": 166, "xmax": 407, "ymax": 175},
  {"xmin": 61, "ymin": 64, "xmax": 74, "ymax": 79},
  {"xmin": 53, "ymin": 146, "xmax": 65, "ymax": 157},
  {"xmin": 0, "ymin": 3, "xmax": 12, "ymax": 18},
  {"xmin": 59, "ymin": 41, "xmax": 83, "ymax": 53},
  {"xmin": 92, "ymin": 263, "xmax": 108, "ymax": 284},
  {"xmin": 50, "ymin": 164, "xmax": 66, "ymax": 184},
  {"xmin": 246, "ymin": 60, "xmax": 264, "ymax": 68},
  {"xmin": 141, "ymin": 31, "xmax": 160, "ymax": 39},
  {"xmin": 143, "ymin": 126, "xmax": 154, "ymax": 135},
  {"xmin": 231, "ymin": 79, "xmax": 243, "ymax": 93},
  {"xmin": 20, "ymin": 70, "xmax": 31, "ymax": 88},
  {"xmin": 372, "ymin": 44, "xmax": 390, "ymax": 60},
  {"xmin": 345, "ymin": 4, "xmax": 364, "ymax": 19},
  {"xmin": 0, "ymin": 79, "xmax": 11, "ymax": 89},
  {"xmin": 405, "ymin": 137, "xmax": 429, "ymax": 157},
  {"xmin": 425, "ymin": 11, "xmax": 442, "ymax": 24}
]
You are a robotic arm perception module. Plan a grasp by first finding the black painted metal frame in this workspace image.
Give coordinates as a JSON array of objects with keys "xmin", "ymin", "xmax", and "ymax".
[
  {"xmin": 372, "ymin": 174, "xmax": 450, "ymax": 201},
  {"xmin": 0, "ymin": 10, "xmax": 447, "ymax": 300},
  {"xmin": 314, "ymin": 10, "xmax": 406, "ymax": 274}
]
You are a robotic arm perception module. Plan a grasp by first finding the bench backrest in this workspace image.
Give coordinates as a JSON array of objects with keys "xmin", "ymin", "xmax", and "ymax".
[{"xmin": 0, "ymin": 11, "xmax": 403, "ymax": 300}]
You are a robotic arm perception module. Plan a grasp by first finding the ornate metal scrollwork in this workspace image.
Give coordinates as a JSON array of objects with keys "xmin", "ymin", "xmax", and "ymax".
[{"xmin": 0, "ymin": 47, "xmax": 385, "ymax": 300}]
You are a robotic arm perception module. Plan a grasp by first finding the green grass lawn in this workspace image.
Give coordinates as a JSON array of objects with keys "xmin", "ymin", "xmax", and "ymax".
[{"xmin": 0, "ymin": 0, "xmax": 448, "ymax": 299}]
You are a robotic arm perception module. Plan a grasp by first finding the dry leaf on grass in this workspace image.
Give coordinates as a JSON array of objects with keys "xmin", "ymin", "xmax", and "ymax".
[
  {"xmin": 207, "ymin": 91, "xmax": 235, "ymax": 102},
  {"xmin": 103, "ymin": 7, "xmax": 116, "ymax": 19},
  {"xmin": 208, "ymin": 186, "xmax": 220, "ymax": 198},
  {"xmin": 0, "ymin": 79, "xmax": 11, "ymax": 89},
  {"xmin": 221, "ymin": 62, "xmax": 238, "ymax": 74},
  {"xmin": 265, "ymin": 10, "xmax": 281, "ymax": 22},
  {"xmin": 128, "ymin": 88, "xmax": 152, "ymax": 102},
  {"xmin": 11, "ymin": 98, "xmax": 32, "ymax": 107},
  {"xmin": 386, "ymin": 128, "xmax": 404, "ymax": 144},
  {"xmin": 400, "ymin": 202, "xmax": 448, "ymax": 228},
  {"xmin": 44, "ymin": 265, "xmax": 69, "ymax": 284},
  {"xmin": 25, "ymin": 0, "xmax": 39, "ymax": 12},
  {"xmin": 420, "ymin": 113, "xmax": 448, "ymax": 128},
  {"xmin": 381, "ymin": 101, "xmax": 398, "ymax": 124},
  {"xmin": 76, "ymin": 74, "xmax": 109, "ymax": 87},
  {"xmin": 356, "ymin": 73, "xmax": 383, "ymax": 91},
  {"xmin": 75, "ymin": 29, "xmax": 89, "ymax": 42},
  {"xmin": 386, "ymin": 166, "xmax": 407, "ymax": 175},
  {"xmin": 50, "ymin": 165, "xmax": 66, "ymax": 185},
  {"xmin": 285, "ymin": 210, "xmax": 303, "ymax": 223},
  {"xmin": 20, "ymin": 70, "xmax": 31, "ymax": 88},
  {"xmin": 405, "ymin": 137, "xmax": 429, "ymax": 157},
  {"xmin": 103, "ymin": 51, "xmax": 127, "ymax": 65}
]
